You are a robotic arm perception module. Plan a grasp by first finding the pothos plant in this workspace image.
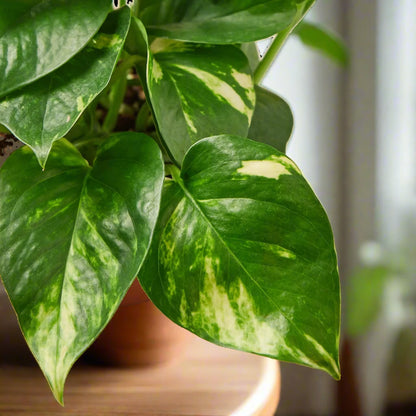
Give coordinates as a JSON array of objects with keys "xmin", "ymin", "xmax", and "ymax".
[{"xmin": 0, "ymin": 0, "xmax": 341, "ymax": 405}]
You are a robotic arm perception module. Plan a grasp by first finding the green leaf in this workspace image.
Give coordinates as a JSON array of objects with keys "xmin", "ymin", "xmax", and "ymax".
[
  {"xmin": 294, "ymin": 21, "xmax": 349, "ymax": 66},
  {"xmin": 0, "ymin": 8, "xmax": 131, "ymax": 168},
  {"xmin": 346, "ymin": 266, "xmax": 391, "ymax": 337},
  {"xmin": 0, "ymin": 132, "xmax": 164, "ymax": 403},
  {"xmin": 0, "ymin": 0, "xmax": 114, "ymax": 98},
  {"xmin": 137, "ymin": 179, "xmax": 185, "ymax": 318},
  {"xmin": 248, "ymin": 86, "xmax": 293, "ymax": 153},
  {"xmin": 146, "ymin": 38, "xmax": 256, "ymax": 164},
  {"xmin": 138, "ymin": 0, "xmax": 296, "ymax": 44},
  {"xmin": 0, "ymin": 0, "xmax": 39, "ymax": 34},
  {"xmin": 139, "ymin": 135, "xmax": 341, "ymax": 379}
]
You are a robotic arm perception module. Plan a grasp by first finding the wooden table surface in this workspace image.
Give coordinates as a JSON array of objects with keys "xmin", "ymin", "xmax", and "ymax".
[{"xmin": 0, "ymin": 294, "xmax": 280, "ymax": 416}]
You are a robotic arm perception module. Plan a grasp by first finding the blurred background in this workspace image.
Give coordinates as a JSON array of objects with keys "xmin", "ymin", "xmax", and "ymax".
[{"xmin": 264, "ymin": 0, "xmax": 416, "ymax": 415}]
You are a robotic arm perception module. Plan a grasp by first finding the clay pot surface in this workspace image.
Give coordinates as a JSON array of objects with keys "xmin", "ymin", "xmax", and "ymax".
[{"xmin": 87, "ymin": 279, "xmax": 192, "ymax": 367}]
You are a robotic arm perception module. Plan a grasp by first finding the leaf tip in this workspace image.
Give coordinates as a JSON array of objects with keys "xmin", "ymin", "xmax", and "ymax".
[
  {"xmin": 323, "ymin": 350, "xmax": 341, "ymax": 381},
  {"xmin": 49, "ymin": 377, "xmax": 66, "ymax": 406},
  {"xmin": 34, "ymin": 147, "xmax": 50, "ymax": 170},
  {"xmin": 41, "ymin": 359, "xmax": 68, "ymax": 406},
  {"xmin": 330, "ymin": 361, "xmax": 341, "ymax": 381}
]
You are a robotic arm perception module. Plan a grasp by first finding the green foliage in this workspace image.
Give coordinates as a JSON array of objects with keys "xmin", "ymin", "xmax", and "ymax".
[
  {"xmin": 0, "ymin": 0, "xmax": 342, "ymax": 404},
  {"xmin": 346, "ymin": 266, "xmax": 391, "ymax": 337},
  {"xmin": 138, "ymin": 135, "xmax": 340, "ymax": 378},
  {"xmin": 0, "ymin": 8, "xmax": 131, "ymax": 167},
  {"xmin": 146, "ymin": 39, "xmax": 255, "ymax": 164},
  {"xmin": 0, "ymin": 133, "xmax": 164, "ymax": 402},
  {"xmin": 138, "ymin": 0, "xmax": 297, "ymax": 43},
  {"xmin": 0, "ymin": 0, "xmax": 113, "ymax": 98},
  {"xmin": 248, "ymin": 86, "xmax": 293, "ymax": 152},
  {"xmin": 294, "ymin": 21, "xmax": 349, "ymax": 66}
]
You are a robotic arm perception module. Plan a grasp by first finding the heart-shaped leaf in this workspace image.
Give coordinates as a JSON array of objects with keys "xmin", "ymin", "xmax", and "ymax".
[
  {"xmin": 0, "ymin": 7, "xmax": 131, "ymax": 168},
  {"xmin": 0, "ymin": 0, "xmax": 114, "ymax": 98},
  {"xmin": 248, "ymin": 86, "xmax": 293, "ymax": 153},
  {"xmin": 146, "ymin": 38, "xmax": 255, "ymax": 164},
  {"xmin": 138, "ymin": 0, "xmax": 296, "ymax": 44},
  {"xmin": 0, "ymin": 132, "xmax": 164, "ymax": 403},
  {"xmin": 139, "ymin": 135, "xmax": 340, "ymax": 379}
]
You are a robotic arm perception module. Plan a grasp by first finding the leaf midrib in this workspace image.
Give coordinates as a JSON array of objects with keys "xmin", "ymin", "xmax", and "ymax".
[
  {"xmin": 175, "ymin": 175, "xmax": 339, "ymax": 375},
  {"xmin": 55, "ymin": 165, "xmax": 91, "ymax": 386}
]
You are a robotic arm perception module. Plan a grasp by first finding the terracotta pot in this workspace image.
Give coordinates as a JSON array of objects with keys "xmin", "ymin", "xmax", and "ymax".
[{"xmin": 87, "ymin": 279, "xmax": 192, "ymax": 366}]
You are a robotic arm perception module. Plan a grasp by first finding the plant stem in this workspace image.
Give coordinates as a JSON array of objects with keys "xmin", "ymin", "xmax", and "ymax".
[
  {"xmin": 102, "ymin": 75, "xmax": 128, "ymax": 133},
  {"xmin": 253, "ymin": 30, "xmax": 291, "ymax": 84},
  {"xmin": 107, "ymin": 55, "xmax": 143, "ymax": 92},
  {"xmin": 170, "ymin": 165, "xmax": 181, "ymax": 183},
  {"xmin": 84, "ymin": 99, "xmax": 101, "ymax": 134},
  {"xmin": 135, "ymin": 101, "xmax": 150, "ymax": 131},
  {"xmin": 72, "ymin": 136, "xmax": 106, "ymax": 149},
  {"xmin": 130, "ymin": 0, "xmax": 140, "ymax": 17},
  {"xmin": 253, "ymin": 1, "xmax": 315, "ymax": 84}
]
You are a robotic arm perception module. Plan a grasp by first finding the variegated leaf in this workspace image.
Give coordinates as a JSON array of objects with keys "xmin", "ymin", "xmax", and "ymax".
[
  {"xmin": 0, "ymin": 0, "xmax": 113, "ymax": 98},
  {"xmin": 0, "ymin": 132, "xmax": 164, "ymax": 403},
  {"xmin": 248, "ymin": 86, "xmax": 293, "ymax": 153},
  {"xmin": 138, "ymin": 135, "xmax": 340, "ymax": 379},
  {"xmin": 147, "ymin": 38, "xmax": 256, "ymax": 164},
  {"xmin": 138, "ymin": 0, "xmax": 296, "ymax": 44},
  {"xmin": 0, "ymin": 7, "xmax": 131, "ymax": 168}
]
